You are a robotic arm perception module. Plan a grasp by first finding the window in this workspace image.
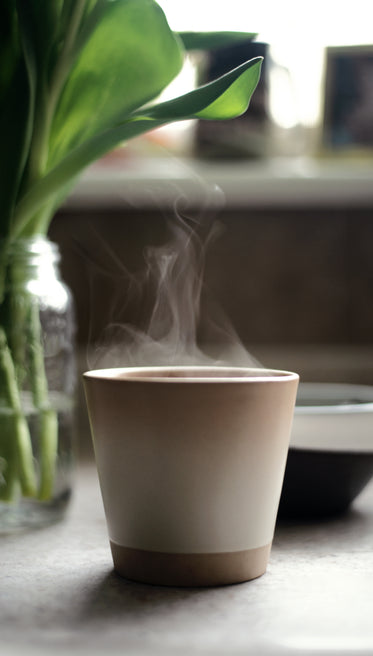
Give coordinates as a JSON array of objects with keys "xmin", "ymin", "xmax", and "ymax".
[{"xmin": 157, "ymin": 0, "xmax": 373, "ymax": 128}]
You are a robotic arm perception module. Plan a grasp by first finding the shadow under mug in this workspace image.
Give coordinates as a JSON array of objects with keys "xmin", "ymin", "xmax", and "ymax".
[{"xmin": 83, "ymin": 366, "xmax": 299, "ymax": 587}]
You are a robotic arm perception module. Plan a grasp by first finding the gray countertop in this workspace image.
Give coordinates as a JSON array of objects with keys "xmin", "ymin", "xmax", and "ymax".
[{"xmin": 1, "ymin": 464, "xmax": 373, "ymax": 656}]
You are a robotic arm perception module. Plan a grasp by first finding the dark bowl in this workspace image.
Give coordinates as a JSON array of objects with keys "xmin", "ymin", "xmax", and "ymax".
[{"xmin": 278, "ymin": 383, "xmax": 373, "ymax": 519}]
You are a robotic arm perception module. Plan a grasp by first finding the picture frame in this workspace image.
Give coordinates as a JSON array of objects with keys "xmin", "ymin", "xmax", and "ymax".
[{"xmin": 321, "ymin": 44, "xmax": 373, "ymax": 155}]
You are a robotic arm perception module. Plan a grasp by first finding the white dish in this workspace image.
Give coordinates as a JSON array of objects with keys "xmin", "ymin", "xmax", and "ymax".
[
  {"xmin": 292, "ymin": 383, "xmax": 373, "ymax": 452},
  {"xmin": 279, "ymin": 383, "xmax": 373, "ymax": 518}
]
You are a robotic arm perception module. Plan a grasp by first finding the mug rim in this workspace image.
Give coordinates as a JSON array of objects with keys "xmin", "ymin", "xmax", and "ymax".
[{"xmin": 83, "ymin": 365, "xmax": 299, "ymax": 383}]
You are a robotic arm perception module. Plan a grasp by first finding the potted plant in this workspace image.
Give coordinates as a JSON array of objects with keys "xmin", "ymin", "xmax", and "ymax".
[{"xmin": 0, "ymin": 0, "xmax": 262, "ymax": 530}]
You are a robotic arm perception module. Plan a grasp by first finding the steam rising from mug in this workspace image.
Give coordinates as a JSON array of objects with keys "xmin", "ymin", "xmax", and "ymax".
[{"xmin": 86, "ymin": 190, "xmax": 262, "ymax": 370}]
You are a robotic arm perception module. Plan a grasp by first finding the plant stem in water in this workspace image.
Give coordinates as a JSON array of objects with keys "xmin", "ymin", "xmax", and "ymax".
[
  {"xmin": 28, "ymin": 303, "xmax": 58, "ymax": 500},
  {"xmin": 0, "ymin": 327, "xmax": 37, "ymax": 498}
]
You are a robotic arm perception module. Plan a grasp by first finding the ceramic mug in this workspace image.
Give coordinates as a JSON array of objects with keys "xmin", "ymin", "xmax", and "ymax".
[{"xmin": 83, "ymin": 366, "xmax": 299, "ymax": 586}]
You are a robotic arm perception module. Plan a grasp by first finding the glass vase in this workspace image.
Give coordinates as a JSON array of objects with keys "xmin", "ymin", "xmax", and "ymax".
[{"xmin": 0, "ymin": 236, "xmax": 76, "ymax": 531}]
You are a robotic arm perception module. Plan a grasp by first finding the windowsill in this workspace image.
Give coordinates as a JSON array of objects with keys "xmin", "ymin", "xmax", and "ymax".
[{"xmin": 65, "ymin": 155, "xmax": 373, "ymax": 210}]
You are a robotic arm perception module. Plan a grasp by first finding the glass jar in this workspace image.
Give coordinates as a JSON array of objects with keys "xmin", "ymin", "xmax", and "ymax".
[{"xmin": 0, "ymin": 236, "xmax": 76, "ymax": 531}]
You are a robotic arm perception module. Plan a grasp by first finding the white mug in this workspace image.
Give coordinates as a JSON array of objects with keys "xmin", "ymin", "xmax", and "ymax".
[{"xmin": 84, "ymin": 366, "xmax": 299, "ymax": 586}]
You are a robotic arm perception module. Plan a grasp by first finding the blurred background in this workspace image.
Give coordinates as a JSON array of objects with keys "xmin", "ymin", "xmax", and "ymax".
[{"xmin": 48, "ymin": 0, "xmax": 373, "ymax": 454}]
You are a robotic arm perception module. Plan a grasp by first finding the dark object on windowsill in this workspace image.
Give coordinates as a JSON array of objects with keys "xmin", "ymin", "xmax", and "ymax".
[{"xmin": 195, "ymin": 41, "xmax": 270, "ymax": 159}]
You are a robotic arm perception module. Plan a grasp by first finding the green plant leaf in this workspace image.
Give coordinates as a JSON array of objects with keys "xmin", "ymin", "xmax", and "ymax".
[
  {"xmin": 179, "ymin": 31, "xmax": 257, "ymax": 52},
  {"xmin": 15, "ymin": 0, "xmax": 63, "ymax": 81},
  {"xmin": 48, "ymin": 0, "xmax": 184, "ymax": 167},
  {"xmin": 0, "ymin": 0, "xmax": 18, "ymax": 103},
  {"xmin": 13, "ymin": 56, "xmax": 262, "ymax": 236},
  {"xmin": 138, "ymin": 56, "xmax": 262, "ymax": 121},
  {"xmin": 0, "ymin": 2, "xmax": 35, "ymax": 232}
]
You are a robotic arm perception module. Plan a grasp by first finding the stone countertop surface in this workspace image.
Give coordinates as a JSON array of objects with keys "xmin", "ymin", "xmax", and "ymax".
[{"xmin": 1, "ymin": 465, "xmax": 373, "ymax": 656}]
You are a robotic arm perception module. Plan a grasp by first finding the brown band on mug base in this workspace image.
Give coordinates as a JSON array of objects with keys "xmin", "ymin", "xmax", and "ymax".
[{"xmin": 110, "ymin": 541, "xmax": 272, "ymax": 587}]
